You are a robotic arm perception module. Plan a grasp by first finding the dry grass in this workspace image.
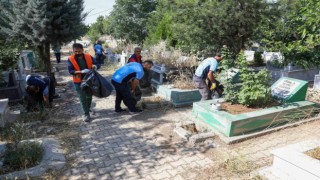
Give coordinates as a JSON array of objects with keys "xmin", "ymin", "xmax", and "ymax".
[
  {"xmin": 305, "ymin": 147, "xmax": 320, "ymax": 160},
  {"xmin": 144, "ymin": 41, "xmax": 199, "ymax": 68},
  {"xmin": 173, "ymin": 74, "xmax": 196, "ymax": 89},
  {"xmin": 142, "ymin": 96, "xmax": 166, "ymax": 103},
  {"xmin": 222, "ymin": 156, "xmax": 255, "ymax": 174}
]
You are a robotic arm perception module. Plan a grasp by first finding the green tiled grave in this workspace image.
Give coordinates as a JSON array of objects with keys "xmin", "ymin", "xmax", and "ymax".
[
  {"xmin": 192, "ymin": 77, "xmax": 317, "ymax": 137},
  {"xmin": 156, "ymin": 85, "xmax": 201, "ymax": 107}
]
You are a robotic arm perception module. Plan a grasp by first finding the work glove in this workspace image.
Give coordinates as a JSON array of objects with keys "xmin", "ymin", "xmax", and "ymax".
[
  {"xmin": 92, "ymin": 65, "xmax": 97, "ymax": 70},
  {"xmin": 210, "ymin": 83, "xmax": 216, "ymax": 91},
  {"xmin": 81, "ymin": 69, "xmax": 90, "ymax": 74}
]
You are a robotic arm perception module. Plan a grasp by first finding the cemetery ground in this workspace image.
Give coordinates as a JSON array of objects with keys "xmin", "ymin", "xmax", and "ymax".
[{"xmin": 1, "ymin": 52, "xmax": 320, "ymax": 179}]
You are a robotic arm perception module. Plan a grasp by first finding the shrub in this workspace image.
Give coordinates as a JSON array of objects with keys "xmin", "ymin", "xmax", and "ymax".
[
  {"xmin": 2, "ymin": 142, "xmax": 43, "ymax": 173},
  {"xmin": 253, "ymin": 51, "xmax": 264, "ymax": 66},
  {"xmin": 237, "ymin": 52, "xmax": 272, "ymax": 107}
]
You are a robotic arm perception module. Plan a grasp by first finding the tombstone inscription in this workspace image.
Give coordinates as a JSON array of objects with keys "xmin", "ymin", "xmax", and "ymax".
[{"xmin": 271, "ymin": 77, "xmax": 308, "ymax": 103}]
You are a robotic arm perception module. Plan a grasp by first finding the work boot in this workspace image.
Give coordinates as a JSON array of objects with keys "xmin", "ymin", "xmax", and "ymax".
[
  {"xmin": 115, "ymin": 108, "xmax": 126, "ymax": 113},
  {"xmin": 83, "ymin": 114, "xmax": 91, "ymax": 122}
]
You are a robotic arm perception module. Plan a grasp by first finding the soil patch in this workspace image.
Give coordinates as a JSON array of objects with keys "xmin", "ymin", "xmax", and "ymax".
[
  {"xmin": 305, "ymin": 147, "xmax": 320, "ymax": 160},
  {"xmin": 221, "ymin": 100, "xmax": 281, "ymax": 115},
  {"xmin": 221, "ymin": 102, "xmax": 258, "ymax": 114}
]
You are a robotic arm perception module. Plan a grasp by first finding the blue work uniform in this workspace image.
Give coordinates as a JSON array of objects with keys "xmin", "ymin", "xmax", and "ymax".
[
  {"xmin": 193, "ymin": 57, "xmax": 219, "ymax": 100},
  {"xmin": 111, "ymin": 62, "xmax": 144, "ymax": 112},
  {"xmin": 94, "ymin": 44, "xmax": 105, "ymax": 64},
  {"xmin": 26, "ymin": 74, "xmax": 55, "ymax": 103}
]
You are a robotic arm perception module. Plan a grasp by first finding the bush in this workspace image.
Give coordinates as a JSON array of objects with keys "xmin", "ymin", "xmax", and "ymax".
[
  {"xmin": 238, "ymin": 52, "xmax": 272, "ymax": 107},
  {"xmin": 223, "ymin": 51, "xmax": 273, "ymax": 107},
  {"xmin": 1, "ymin": 142, "xmax": 43, "ymax": 173},
  {"xmin": 253, "ymin": 51, "xmax": 264, "ymax": 66}
]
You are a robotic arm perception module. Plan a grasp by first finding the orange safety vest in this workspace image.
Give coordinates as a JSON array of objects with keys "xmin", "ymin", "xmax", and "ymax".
[{"xmin": 69, "ymin": 54, "xmax": 93, "ymax": 83}]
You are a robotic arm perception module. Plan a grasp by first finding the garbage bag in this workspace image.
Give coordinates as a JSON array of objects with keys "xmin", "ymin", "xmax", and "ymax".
[{"xmin": 80, "ymin": 70, "xmax": 113, "ymax": 98}]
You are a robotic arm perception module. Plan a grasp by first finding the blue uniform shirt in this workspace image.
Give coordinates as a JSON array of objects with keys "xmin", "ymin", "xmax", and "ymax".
[
  {"xmin": 112, "ymin": 62, "xmax": 144, "ymax": 84},
  {"xmin": 26, "ymin": 75, "xmax": 49, "ymax": 96},
  {"xmin": 94, "ymin": 44, "xmax": 103, "ymax": 55},
  {"xmin": 195, "ymin": 57, "xmax": 219, "ymax": 79}
]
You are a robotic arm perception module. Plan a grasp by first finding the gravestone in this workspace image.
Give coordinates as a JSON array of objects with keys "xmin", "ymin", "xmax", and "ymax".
[
  {"xmin": 218, "ymin": 68, "xmax": 240, "ymax": 83},
  {"xmin": 271, "ymin": 77, "xmax": 308, "ymax": 103},
  {"xmin": 151, "ymin": 64, "xmax": 166, "ymax": 85},
  {"xmin": 313, "ymin": 75, "xmax": 320, "ymax": 90},
  {"xmin": 0, "ymin": 98, "xmax": 9, "ymax": 127}
]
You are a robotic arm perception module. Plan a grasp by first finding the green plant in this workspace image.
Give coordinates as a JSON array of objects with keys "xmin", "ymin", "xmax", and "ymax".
[
  {"xmin": 220, "ymin": 47, "xmax": 239, "ymax": 103},
  {"xmin": 253, "ymin": 51, "xmax": 264, "ymax": 67},
  {"xmin": 237, "ymin": 52, "xmax": 272, "ymax": 107},
  {"xmin": 1, "ymin": 142, "xmax": 43, "ymax": 173},
  {"xmin": 0, "ymin": 41, "xmax": 22, "ymax": 71}
]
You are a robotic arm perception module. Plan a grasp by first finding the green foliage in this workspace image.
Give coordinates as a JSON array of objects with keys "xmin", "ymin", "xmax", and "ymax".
[
  {"xmin": 144, "ymin": 7, "xmax": 173, "ymax": 47},
  {"xmin": 0, "ymin": 40, "xmax": 23, "ymax": 71},
  {"xmin": 87, "ymin": 16, "xmax": 109, "ymax": 43},
  {"xmin": 2, "ymin": 142, "xmax": 43, "ymax": 173},
  {"xmin": 107, "ymin": 0, "xmax": 157, "ymax": 44},
  {"xmin": 237, "ymin": 52, "xmax": 272, "ymax": 107},
  {"xmin": 223, "ymin": 51, "xmax": 272, "ymax": 107},
  {"xmin": 253, "ymin": 51, "xmax": 264, "ymax": 67},
  {"xmin": 145, "ymin": 0, "xmax": 270, "ymax": 54},
  {"xmin": 0, "ymin": 0, "xmax": 87, "ymax": 75},
  {"xmin": 220, "ymin": 47, "xmax": 238, "ymax": 103},
  {"xmin": 255, "ymin": 0, "xmax": 320, "ymax": 68}
]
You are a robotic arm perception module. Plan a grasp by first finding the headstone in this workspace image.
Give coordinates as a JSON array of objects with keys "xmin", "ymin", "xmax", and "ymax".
[
  {"xmin": 151, "ymin": 64, "xmax": 166, "ymax": 85},
  {"xmin": 120, "ymin": 51, "xmax": 127, "ymax": 66},
  {"xmin": 313, "ymin": 75, "xmax": 320, "ymax": 90},
  {"xmin": 218, "ymin": 68, "xmax": 240, "ymax": 83},
  {"xmin": 0, "ymin": 98, "xmax": 9, "ymax": 127},
  {"xmin": 271, "ymin": 77, "xmax": 308, "ymax": 103}
]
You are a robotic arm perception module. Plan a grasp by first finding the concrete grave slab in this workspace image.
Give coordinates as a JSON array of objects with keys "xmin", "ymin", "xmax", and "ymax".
[
  {"xmin": 192, "ymin": 99, "xmax": 317, "ymax": 137},
  {"xmin": 259, "ymin": 139, "xmax": 320, "ymax": 180},
  {"xmin": 156, "ymin": 85, "xmax": 201, "ymax": 107}
]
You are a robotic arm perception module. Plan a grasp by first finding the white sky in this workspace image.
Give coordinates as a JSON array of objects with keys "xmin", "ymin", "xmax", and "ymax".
[{"xmin": 84, "ymin": 0, "xmax": 116, "ymax": 25}]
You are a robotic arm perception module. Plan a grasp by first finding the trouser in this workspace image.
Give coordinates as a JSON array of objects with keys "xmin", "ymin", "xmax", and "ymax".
[
  {"xmin": 111, "ymin": 80, "xmax": 138, "ymax": 112},
  {"xmin": 45, "ymin": 77, "xmax": 55, "ymax": 103},
  {"xmin": 193, "ymin": 75, "xmax": 211, "ymax": 100},
  {"xmin": 96, "ymin": 54, "xmax": 105, "ymax": 65},
  {"xmin": 55, "ymin": 53, "xmax": 61, "ymax": 63},
  {"xmin": 74, "ymin": 83, "xmax": 92, "ymax": 115}
]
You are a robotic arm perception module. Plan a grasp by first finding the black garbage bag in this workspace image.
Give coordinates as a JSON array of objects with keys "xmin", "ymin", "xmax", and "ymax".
[{"xmin": 80, "ymin": 70, "xmax": 114, "ymax": 98}]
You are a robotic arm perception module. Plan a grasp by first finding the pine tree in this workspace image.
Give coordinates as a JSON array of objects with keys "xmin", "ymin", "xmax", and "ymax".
[{"xmin": 0, "ymin": 0, "xmax": 87, "ymax": 75}]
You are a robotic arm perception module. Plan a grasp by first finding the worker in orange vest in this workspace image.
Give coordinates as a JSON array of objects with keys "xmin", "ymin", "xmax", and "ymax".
[{"xmin": 68, "ymin": 43, "xmax": 99, "ymax": 122}]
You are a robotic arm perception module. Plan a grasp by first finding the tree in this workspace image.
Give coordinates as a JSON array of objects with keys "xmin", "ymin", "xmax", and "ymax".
[
  {"xmin": 255, "ymin": 0, "xmax": 320, "ymax": 68},
  {"xmin": 145, "ymin": 0, "xmax": 270, "ymax": 55},
  {"xmin": 107, "ymin": 0, "xmax": 157, "ymax": 44},
  {"xmin": 0, "ymin": 0, "xmax": 87, "ymax": 75},
  {"xmin": 87, "ymin": 16, "xmax": 109, "ymax": 43}
]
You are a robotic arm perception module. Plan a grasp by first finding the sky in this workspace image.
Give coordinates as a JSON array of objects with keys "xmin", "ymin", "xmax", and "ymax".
[{"xmin": 83, "ymin": 0, "xmax": 116, "ymax": 25}]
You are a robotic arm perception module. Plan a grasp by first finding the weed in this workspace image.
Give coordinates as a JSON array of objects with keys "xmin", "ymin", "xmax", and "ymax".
[
  {"xmin": 0, "ymin": 141, "xmax": 43, "ymax": 174},
  {"xmin": 223, "ymin": 156, "xmax": 255, "ymax": 174}
]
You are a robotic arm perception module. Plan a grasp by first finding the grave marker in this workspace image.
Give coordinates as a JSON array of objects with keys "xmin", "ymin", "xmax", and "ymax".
[
  {"xmin": 0, "ymin": 98, "xmax": 9, "ymax": 127},
  {"xmin": 151, "ymin": 64, "xmax": 166, "ymax": 85},
  {"xmin": 313, "ymin": 75, "xmax": 320, "ymax": 90},
  {"xmin": 271, "ymin": 77, "xmax": 308, "ymax": 103}
]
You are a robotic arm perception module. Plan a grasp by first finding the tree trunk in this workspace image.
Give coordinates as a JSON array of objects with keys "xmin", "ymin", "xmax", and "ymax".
[{"xmin": 38, "ymin": 42, "xmax": 51, "ymax": 76}]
